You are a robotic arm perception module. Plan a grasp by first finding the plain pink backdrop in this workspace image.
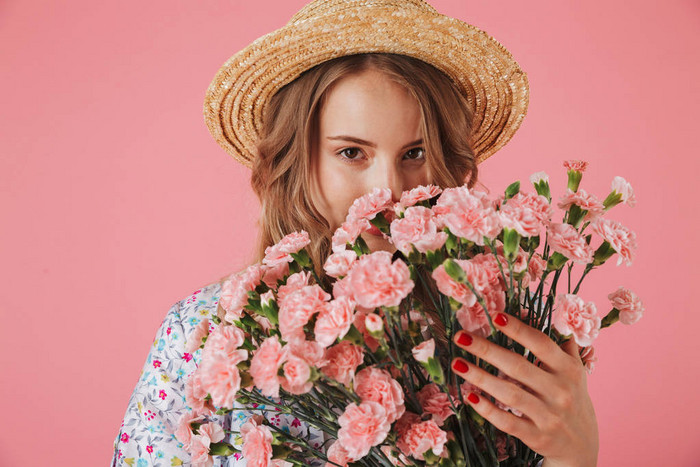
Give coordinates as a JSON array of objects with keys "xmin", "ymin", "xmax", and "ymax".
[{"xmin": 1, "ymin": 0, "xmax": 698, "ymax": 465}]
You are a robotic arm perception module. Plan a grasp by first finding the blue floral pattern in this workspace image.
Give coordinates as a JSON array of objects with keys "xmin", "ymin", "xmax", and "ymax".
[{"xmin": 111, "ymin": 281, "xmax": 328, "ymax": 466}]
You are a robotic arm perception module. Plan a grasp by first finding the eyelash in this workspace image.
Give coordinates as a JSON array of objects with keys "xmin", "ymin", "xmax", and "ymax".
[{"xmin": 335, "ymin": 147, "xmax": 426, "ymax": 164}]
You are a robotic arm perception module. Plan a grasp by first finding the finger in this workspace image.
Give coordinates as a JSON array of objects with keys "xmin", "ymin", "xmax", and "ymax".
[
  {"xmin": 463, "ymin": 390, "xmax": 536, "ymax": 444},
  {"xmin": 560, "ymin": 337, "xmax": 579, "ymax": 358},
  {"xmin": 451, "ymin": 357, "xmax": 549, "ymax": 426},
  {"xmin": 491, "ymin": 312, "xmax": 572, "ymax": 373},
  {"xmin": 453, "ymin": 330, "xmax": 556, "ymax": 396}
]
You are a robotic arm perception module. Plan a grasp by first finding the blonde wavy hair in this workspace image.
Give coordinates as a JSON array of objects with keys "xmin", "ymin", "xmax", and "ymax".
[{"xmin": 250, "ymin": 53, "xmax": 480, "ymax": 283}]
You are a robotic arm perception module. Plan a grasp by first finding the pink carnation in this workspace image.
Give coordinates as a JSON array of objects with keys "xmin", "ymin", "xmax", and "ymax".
[
  {"xmin": 469, "ymin": 252, "xmax": 502, "ymax": 284},
  {"xmin": 174, "ymin": 412, "xmax": 202, "ymax": 450},
  {"xmin": 346, "ymin": 251, "xmax": 414, "ymax": 309},
  {"xmin": 354, "ymin": 367, "xmax": 405, "ymax": 423},
  {"xmin": 456, "ymin": 285, "xmax": 505, "ymax": 338},
  {"xmin": 434, "ymin": 186, "xmax": 501, "ymax": 245},
  {"xmin": 608, "ymin": 286, "xmax": 645, "ymax": 324},
  {"xmin": 188, "ymin": 435, "xmax": 213, "ymax": 467},
  {"xmin": 277, "ymin": 271, "xmax": 311, "ymax": 303},
  {"xmin": 337, "ymin": 401, "xmax": 391, "ymax": 460},
  {"xmin": 198, "ymin": 325, "xmax": 247, "ymax": 408},
  {"xmin": 528, "ymin": 253, "xmax": 547, "ymax": 283},
  {"xmin": 557, "ymin": 188, "xmax": 604, "ymax": 222},
  {"xmin": 198, "ymin": 355, "xmax": 243, "ymax": 409},
  {"xmin": 395, "ymin": 411, "xmax": 421, "ymax": 439},
  {"xmin": 330, "ymin": 276, "xmax": 351, "ymax": 301},
  {"xmin": 185, "ymin": 318, "xmax": 210, "ymax": 354},
  {"xmin": 323, "ymin": 250, "xmax": 358, "ymax": 278},
  {"xmin": 261, "ymin": 261, "xmax": 289, "ymax": 288},
  {"xmin": 546, "ymin": 222, "xmax": 594, "ymax": 264},
  {"xmin": 398, "ymin": 184, "xmax": 442, "ymax": 210},
  {"xmin": 400, "ymin": 419, "xmax": 448, "ymax": 460},
  {"xmin": 580, "ymin": 346, "xmax": 597, "ymax": 374},
  {"xmin": 321, "ymin": 340, "xmax": 364, "ymax": 386},
  {"xmin": 201, "ymin": 324, "xmax": 247, "ymax": 362},
  {"xmin": 184, "ymin": 422, "xmax": 224, "ymax": 467},
  {"xmin": 563, "ymin": 160, "xmax": 588, "ymax": 172},
  {"xmin": 411, "ymin": 338, "xmax": 435, "ymax": 364},
  {"xmin": 431, "ymin": 259, "xmax": 490, "ymax": 307},
  {"xmin": 353, "ymin": 310, "xmax": 380, "ymax": 352},
  {"xmin": 279, "ymin": 340, "xmax": 326, "ymax": 395},
  {"xmin": 199, "ymin": 422, "xmax": 225, "ymax": 444},
  {"xmin": 278, "ymin": 284, "xmax": 330, "ymax": 343},
  {"xmin": 185, "ymin": 369, "xmax": 214, "ymax": 415},
  {"xmin": 250, "ymin": 336, "xmax": 285, "ymax": 398},
  {"xmin": 331, "ymin": 219, "xmax": 371, "ymax": 253},
  {"xmin": 364, "ymin": 313, "xmax": 384, "ymax": 334},
  {"xmin": 263, "ymin": 231, "xmax": 311, "ymax": 267},
  {"xmin": 590, "ymin": 218, "xmax": 637, "ymax": 266},
  {"xmin": 314, "ymin": 296, "xmax": 356, "ymax": 347},
  {"xmin": 611, "ymin": 176, "xmax": 636, "ymax": 207},
  {"xmin": 390, "ymin": 206, "xmax": 447, "ymax": 254},
  {"xmin": 552, "ymin": 294, "xmax": 601, "ymax": 347},
  {"xmin": 240, "ymin": 416, "xmax": 274, "ymax": 467},
  {"xmin": 529, "ymin": 171, "xmax": 549, "ymax": 184},
  {"xmin": 279, "ymin": 352, "xmax": 312, "ymax": 395},
  {"xmin": 325, "ymin": 441, "xmax": 351, "ymax": 467},
  {"xmin": 498, "ymin": 192, "xmax": 553, "ymax": 237},
  {"xmin": 286, "ymin": 339, "xmax": 326, "ymax": 367},
  {"xmin": 347, "ymin": 187, "xmax": 393, "ymax": 222},
  {"xmin": 219, "ymin": 265, "xmax": 264, "ymax": 323},
  {"xmin": 417, "ymin": 383, "xmax": 459, "ymax": 425}
]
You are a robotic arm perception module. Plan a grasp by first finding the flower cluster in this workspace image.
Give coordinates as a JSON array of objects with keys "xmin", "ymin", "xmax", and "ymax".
[{"xmin": 174, "ymin": 160, "xmax": 643, "ymax": 466}]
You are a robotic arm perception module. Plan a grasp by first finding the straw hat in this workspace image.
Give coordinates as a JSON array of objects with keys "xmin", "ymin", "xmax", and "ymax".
[{"xmin": 203, "ymin": 0, "xmax": 529, "ymax": 168}]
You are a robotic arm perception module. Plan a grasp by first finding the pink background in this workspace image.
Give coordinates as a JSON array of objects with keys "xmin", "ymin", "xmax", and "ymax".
[{"xmin": 1, "ymin": 0, "xmax": 698, "ymax": 465}]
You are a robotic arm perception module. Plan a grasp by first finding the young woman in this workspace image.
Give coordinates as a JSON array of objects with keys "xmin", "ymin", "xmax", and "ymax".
[{"xmin": 112, "ymin": 1, "xmax": 598, "ymax": 466}]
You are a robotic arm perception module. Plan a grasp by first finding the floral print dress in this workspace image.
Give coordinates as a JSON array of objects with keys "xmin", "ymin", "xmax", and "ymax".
[{"xmin": 111, "ymin": 281, "xmax": 328, "ymax": 466}]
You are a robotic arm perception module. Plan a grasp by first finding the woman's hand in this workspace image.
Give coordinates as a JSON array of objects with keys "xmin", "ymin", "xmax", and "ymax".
[{"xmin": 451, "ymin": 312, "xmax": 599, "ymax": 467}]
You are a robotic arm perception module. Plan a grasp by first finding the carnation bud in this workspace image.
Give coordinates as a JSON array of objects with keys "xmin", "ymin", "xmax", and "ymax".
[
  {"xmin": 530, "ymin": 171, "xmax": 552, "ymax": 202},
  {"xmin": 411, "ymin": 339, "xmax": 435, "ymax": 364},
  {"xmin": 365, "ymin": 313, "xmax": 384, "ymax": 338}
]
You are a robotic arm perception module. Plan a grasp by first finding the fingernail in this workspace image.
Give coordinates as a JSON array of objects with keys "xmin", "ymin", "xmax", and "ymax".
[
  {"xmin": 456, "ymin": 332, "xmax": 473, "ymax": 346},
  {"xmin": 452, "ymin": 359, "xmax": 469, "ymax": 373},
  {"xmin": 467, "ymin": 393, "xmax": 480, "ymax": 404},
  {"xmin": 494, "ymin": 313, "xmax": 508, "ymax": 327}
]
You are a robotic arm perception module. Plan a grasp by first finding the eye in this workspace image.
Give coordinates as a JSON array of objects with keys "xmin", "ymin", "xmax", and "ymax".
[
  {"xmin": 404, "ymin": 148, "xmax": 425, "ymax": 160},
  {"xmin": 336, "ymin": 147, "xmax": 364, "ymax": 163}
]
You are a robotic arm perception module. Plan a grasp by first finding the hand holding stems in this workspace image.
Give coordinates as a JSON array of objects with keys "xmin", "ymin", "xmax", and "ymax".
[{"xmin": 451, "ymin": 312, "xmax": 599, "ymax": 467}]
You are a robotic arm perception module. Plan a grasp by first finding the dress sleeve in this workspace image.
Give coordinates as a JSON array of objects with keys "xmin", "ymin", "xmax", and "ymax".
[{"xmin": 111, "ymin": 299, "xmax": 197, "ymax": 467}]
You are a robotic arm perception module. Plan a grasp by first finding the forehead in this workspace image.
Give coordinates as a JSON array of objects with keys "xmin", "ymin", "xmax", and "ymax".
[{"xmin": 318, "ymin": 69, "xmax": 423, "ymax": 139}]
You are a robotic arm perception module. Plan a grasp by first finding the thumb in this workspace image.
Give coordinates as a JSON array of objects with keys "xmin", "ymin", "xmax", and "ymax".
[{"xmin": 560, "ymin": 337, "xmax": 580, "ymax": 358}]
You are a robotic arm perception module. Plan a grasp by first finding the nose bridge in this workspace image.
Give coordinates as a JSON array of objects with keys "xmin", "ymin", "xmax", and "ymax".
[{"xmin": 368, "ymin": 154, "xmax": 403, "ymax": 201}]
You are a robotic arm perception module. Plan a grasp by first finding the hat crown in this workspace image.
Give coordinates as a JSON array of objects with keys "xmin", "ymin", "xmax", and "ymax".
[{"xmin": 288, "ymin": 0, "xmax": 438, "ymax": 24}]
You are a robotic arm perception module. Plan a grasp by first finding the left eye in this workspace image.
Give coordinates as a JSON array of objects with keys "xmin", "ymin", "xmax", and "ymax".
[{"xmin": 404, "ymin": 148, "xmax": 425, "ymax": 160}]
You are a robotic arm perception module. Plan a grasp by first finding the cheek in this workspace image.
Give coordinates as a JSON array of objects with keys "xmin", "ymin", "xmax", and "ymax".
[
  {"xmin": 326, "ymin": 176, "xmax": 360, "ymax": 226},
  {"xmin": 315, "ymin": 161, "xmax": 361, "ymax": 228}
]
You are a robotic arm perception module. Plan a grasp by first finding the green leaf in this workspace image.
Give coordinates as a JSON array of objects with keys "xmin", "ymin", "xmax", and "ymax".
[
  {"xmin": 504, "ymin": 181, "xmax": 521, "ymax": 200},
  {"xmin": 443, "ymin": 258, "xmax": 466, "ymax": 283},
  {"xmin": 209, "ymin": 442, "xmax": 239, "ymax": 456}
]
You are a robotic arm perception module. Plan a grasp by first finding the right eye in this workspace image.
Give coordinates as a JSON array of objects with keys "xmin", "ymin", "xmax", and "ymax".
[{"xmin": 337, "ymin": 147, "xmax": 364, "ymax": 163}]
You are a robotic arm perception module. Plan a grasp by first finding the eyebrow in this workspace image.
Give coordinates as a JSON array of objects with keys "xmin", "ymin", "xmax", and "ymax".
[{"xmin": 326, "ymin": 135, "xmax": 423, "ymax": 149}]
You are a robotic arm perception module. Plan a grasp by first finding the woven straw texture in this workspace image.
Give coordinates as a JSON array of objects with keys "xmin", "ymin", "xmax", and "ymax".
[{"xmin": 203, "ymin": 0, "xmax": 530, "ymax": 168}]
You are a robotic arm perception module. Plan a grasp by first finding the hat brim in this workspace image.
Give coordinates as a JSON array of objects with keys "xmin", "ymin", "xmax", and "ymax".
[{"xmin": 204, "ymin": 5, "xmax": 529, "ymax": 168}]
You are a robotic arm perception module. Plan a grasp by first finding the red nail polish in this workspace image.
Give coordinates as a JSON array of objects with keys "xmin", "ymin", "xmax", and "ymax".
[
  {"xmin": 456, "ymin": 332, "xmax": 473, "ymax": 346},
  {"xmin": 467, "ymin": 393, "xmax": 480, "ymax": 404},
  {"xmin": 494, "ymin": 313, "xmax": 508, "ymax": 327},
  {"xmin": 452, "ymin": 359, "xmax": 469, "ymax": 373}
]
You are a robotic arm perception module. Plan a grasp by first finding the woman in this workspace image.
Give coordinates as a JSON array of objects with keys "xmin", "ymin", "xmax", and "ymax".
[{"xmin": 112, "ymin": 1, "xmax": 598, "ymax": 466}]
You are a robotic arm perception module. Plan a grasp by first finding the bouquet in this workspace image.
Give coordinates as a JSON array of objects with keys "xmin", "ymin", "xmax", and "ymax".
[{"xmin": 176, "ymin": 160, "xmax": 644, "ymax": 467}]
